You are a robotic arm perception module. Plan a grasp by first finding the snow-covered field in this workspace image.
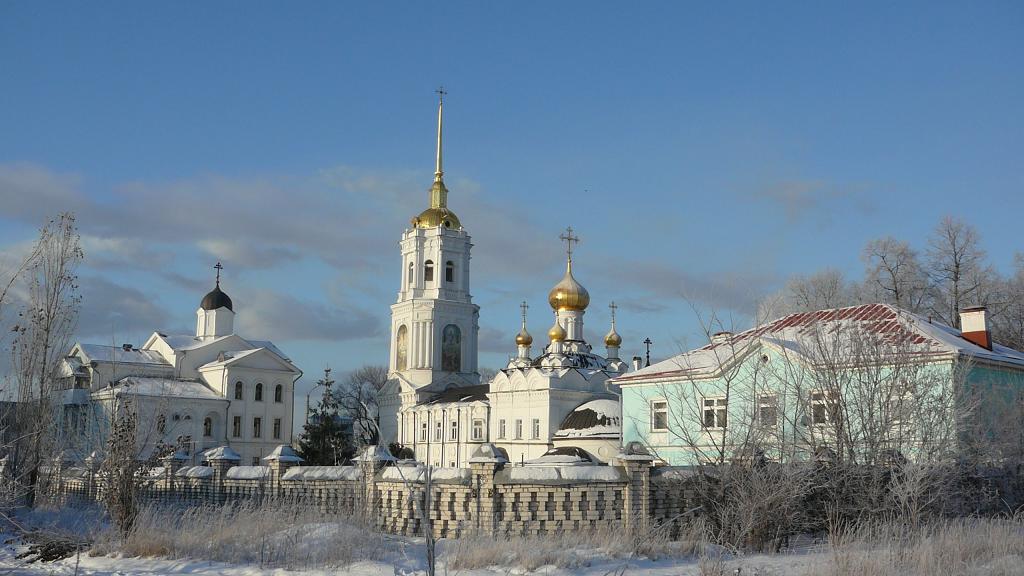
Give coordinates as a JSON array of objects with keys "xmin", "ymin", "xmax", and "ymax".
[{"xmin": 2, "ymin": 507, "xmax": 1021, "ymax": 576}]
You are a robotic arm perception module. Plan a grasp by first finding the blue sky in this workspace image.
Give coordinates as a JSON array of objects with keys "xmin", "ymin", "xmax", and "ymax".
[{"xmin": 1, "ymin": 2, "xmax": 1022, "ymax": 426}]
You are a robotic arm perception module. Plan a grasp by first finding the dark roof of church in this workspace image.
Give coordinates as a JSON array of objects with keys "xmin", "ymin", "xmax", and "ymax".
[
  {"xmin": 419, "ymin": 384, "xmax": 489, "ymax": 405},
  {"xmin": 200, "ymin": 285, "xmax": 233, "ymax": 311}
]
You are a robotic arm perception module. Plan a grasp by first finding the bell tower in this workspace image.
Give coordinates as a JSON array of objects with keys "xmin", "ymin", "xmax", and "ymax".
[{"xmin": 388, "ymin": 90, "xmax": 480, "ymax": 391}]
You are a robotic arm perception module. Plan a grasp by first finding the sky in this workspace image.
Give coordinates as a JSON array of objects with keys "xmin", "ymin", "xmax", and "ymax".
[{"xmin": 1, "ymin": 2, "xmax": 1022, "ymax": 428}]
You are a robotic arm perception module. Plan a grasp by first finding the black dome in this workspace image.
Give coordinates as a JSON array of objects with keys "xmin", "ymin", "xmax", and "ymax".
[{"xmin": 200, "ymin": 285, "xmax": 233, "ymax": 311}]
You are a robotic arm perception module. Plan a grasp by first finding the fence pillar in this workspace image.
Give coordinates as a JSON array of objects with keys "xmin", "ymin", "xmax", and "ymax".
[
  {"xmin": 617, "ymin": 441, "xmax": 654, "ymax": 534},
  {"xmin": 206, "ymin": 446, "xmax": 241, "ymax": 503},
  {"xmin": 83, "ymin": 452, "xmax": 101, "ymax": 503},
  {"xmin": 356, "ymin": 445, "xmax": 396, "ymax": 522},
  {"xmin": 263, "ymin": 444, "xmax": 304, "ymax": 498},
  {"xmin": 469, "ymin": 443, "xmax": 508, "ymax": 536}
]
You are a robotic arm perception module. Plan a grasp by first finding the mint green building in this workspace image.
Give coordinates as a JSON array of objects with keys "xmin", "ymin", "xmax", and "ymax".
[{"xmin": 613, "ymin": 304, "xmax": 1024, "ymax": 466}]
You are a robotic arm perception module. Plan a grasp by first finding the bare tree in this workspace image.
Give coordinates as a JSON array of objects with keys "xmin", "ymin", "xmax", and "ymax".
[
  {"xmin": 926, "ymin": 216, "xmax": 993, "ymax": 328},
  {"xmin": 860, "ymin": 236, "xmax": 931, "ymax": 313},
  {"xmin": 758, "ymin": 269, "xmax": 853, "ymax": 323},
  {"xmin": 336, "ymin": 365, "xmax": 387, "ymax": 447},
  {"xmin": 9, "ymin": 213, "xmax": 83, "ymax": 506},
  {"xmin": 991, "ymin": 253, "xmax": 1024, "ymax": 352}
]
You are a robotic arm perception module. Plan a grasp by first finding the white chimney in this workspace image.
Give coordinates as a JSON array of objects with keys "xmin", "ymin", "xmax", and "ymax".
[
  {"xmin": 631, "ymin": 356, "xmax": 643, "ymax": 371},
  {"xmin": 959, "ymin": 306, "xmax": 992, "ymax": 350}
]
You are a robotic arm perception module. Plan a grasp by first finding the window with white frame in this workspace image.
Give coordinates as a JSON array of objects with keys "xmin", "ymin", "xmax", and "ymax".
[
  {"xmin": 757, "ymin": 395, "xmax": 777, "ymax": 427},
  {"xmin": 449, "ymin": 419, "xmax": 459, "ymax": 441},
  {"xmin": 472, "ymin": 419, "xmax": 484, "ymax": 441},
  {"xmin": 420, "ymin": 421, "xmax": 428, "ymax": 442},
  {"xmin": 702, "ymin": 397, "xmax": 727, "ymax": 429},
  {"xmin": 531, "ymin": 418, "xmax": 541, "ymax": 439},
  {"xmin": 515, "ymin": 419, "xmax": 523, "ymax": 439},
  {"xmin": 810, "ymin": 391, "xmax": 830, "ymax": 426},
  {"xmin": 498, "ymin": 419, "xmax": 506, "ymax": 439},
  {"xmin": 434, "ymin": 420, "xmax": 443, "ymax": 441},
  {"xmin": 651, "ymin": 400, "xmax": 668, "ymax": 431}
]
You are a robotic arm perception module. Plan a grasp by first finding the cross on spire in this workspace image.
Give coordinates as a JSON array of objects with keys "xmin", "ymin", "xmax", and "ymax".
[
  {"xmin": 520, "ymin": 300, "xmax": 529, "ymax": 326},
  {"xmin": 609, "ymin": 301, "xmax": 618, "ymax": 327},
  {"xmin": 214, "ymin": 262, "xmax": 223, "ymax": 287},
  {"xmin": 643, "ymin": 337, "xmax": 653, "ymax": 367},
  {"xmin": 559, "ymin": 226, "xmax": 580, "ymax": 260},
  {"xmin": 436, "ymin": 85, "xmax": 447, "ymax": 101},
  {"xmin": 433, "ymin": 86, "xmax": 446, "ymax": 183}
]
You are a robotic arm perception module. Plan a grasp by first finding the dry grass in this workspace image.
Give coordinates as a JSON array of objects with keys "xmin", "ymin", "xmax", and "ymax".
[
  {"xmin": 445, "ymin": 520, "xmax": 709, "ymax": 572},
  {"xmin": 94, "ymin": 501, "xmax": 398, "ymax": 570},
  {"xmin": 804, "ymin": 516, "xmax": 1024, "ymax": 576}
]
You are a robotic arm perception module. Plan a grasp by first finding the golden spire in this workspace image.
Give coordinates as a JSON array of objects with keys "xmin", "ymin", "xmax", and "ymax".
[
  {"xmin": 515, "ymin": 300, "xmax": 533, "ymax": 346},
  {"xmin": 429, "ymin": 86, "xmax": 448, "ymax": 210},
  {"xmin": 412, "ymin": 87, "xmax": 461, "ymax": 230}
]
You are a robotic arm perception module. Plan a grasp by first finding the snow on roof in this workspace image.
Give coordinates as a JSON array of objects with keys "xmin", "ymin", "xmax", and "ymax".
[
  {"xmin": 523, "ymin": 446, "xmax": 598, "ymax": 467},
  {"xmin": 355, "ymin": 445, "xmax": 397, "ymax": 462},
  {"xmin": 263, "ymin": 445, "xmax": 304, "ymax": 463},
  {"xmin": 78, "ymin": 344, "xmax": 170, "ymax": 366},
  {"xmin": 107, "ymin": 377, "xmax": 225, "ymax": 401},
  {"xmin": 155, "ymin": 333, "xmax": 294, "ymax": 365},
  {"xmin": 553, "ymin": 398, "xmax": 620, "ymax": 439},
  {"xmin": 225, "ymin": 466, "xmax": 270, "ymax": 480},
  {"xmin": 616, "ymin": 303, "xmax": 1024, "ymax": 383},
  {"xmin": 282, "ymin": 466, "xmax": 361, "ymax": 482},
  {"xmin": 469, "ymin": 443, "xmax": 510, "ymax": 464},
  {"xmin": 246, "ymin": 339, "xmax": 291, "ymax": 361},
  {"xmin": 204, "ymin": 446, "xmax": 241, "ymax": 461},
  {"xmin": 175, "ymin": 466, "xmax": 214, "ymax": 478},
  {"xmin": 418, "ymin": 384, "xmax": 490, "ymax": 406},
  {"xmin": 508, "ymin": 465, "xmax": 623, "ymax": 482}
]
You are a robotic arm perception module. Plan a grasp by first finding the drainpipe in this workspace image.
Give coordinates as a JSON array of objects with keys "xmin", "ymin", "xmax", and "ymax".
[{"xmin": 605, "ymin": 379, "xmax": 623, "ymax": 452}]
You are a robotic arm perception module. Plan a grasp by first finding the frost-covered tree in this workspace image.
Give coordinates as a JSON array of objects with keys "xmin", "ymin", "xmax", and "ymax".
[{"xmin": 297, "ymin": 369, "xmax": 352, "ymax": 465}]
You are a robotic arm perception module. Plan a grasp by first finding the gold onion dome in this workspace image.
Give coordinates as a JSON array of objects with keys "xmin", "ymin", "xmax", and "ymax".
[
  {"xmin": 515, "ymin": 327, "xmax": 533, "ymax": 346},
  {"xmin": 548, "ymin": 319, "xmax": 567, "ymax": 342},
  {"xmin": 548, "ymin": 260, "xmax": 590, "ymax": 311},
  {"xmin": 604, "ymin": 328, "xmax": 622, "ymax": 347},
  {"xmin": 412, "ymin": 205, "xmax": 462, "ymax": 229}
]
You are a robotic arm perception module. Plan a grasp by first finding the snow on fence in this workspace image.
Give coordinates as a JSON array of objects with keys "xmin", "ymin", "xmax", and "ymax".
[{"xmin": 38, "ymin": 444, "xmax": 693, "ymax": 539}]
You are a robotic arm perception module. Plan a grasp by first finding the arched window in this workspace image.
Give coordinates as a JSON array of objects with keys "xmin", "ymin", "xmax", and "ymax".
[
  {"xmin": 157, "ymin": 414, "xmax": 166, "ymax": 435},
  {"xmin": 445, "ymin": 261, "xmax": 454, "ymax": 283},
  {"xmin": 234, "ymin": 382, "xmax": 243, "ymax": 400},
  {"xmin": 407, "ymin": 262, "xmax": 413, "ymax": 285},
  {"xmin": 424, "ymin": 260, "xmax": 434, "ymax": 282},
  {"xmin": 255, "ymin": 383, "xmax": 263, "ymax": 402},
  {"xmin": 396, "ymin": 325, "xmax": 409, "ymax": 371},
  {"xmin": 441, "ymin": 324, "xmax": 461, "ymax": 372},
  {"xmin": 274, "ymin": 384, "xmax": 283, "ymax": 403},
  {"xmin": 203, "ymin": 417, "xmax": 212, "ymax": 437}
]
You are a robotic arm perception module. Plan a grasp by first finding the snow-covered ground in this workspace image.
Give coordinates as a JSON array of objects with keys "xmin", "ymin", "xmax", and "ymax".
[{"xmin": 0, "ymin": 531, "xmax": 824, "ymax": 576}]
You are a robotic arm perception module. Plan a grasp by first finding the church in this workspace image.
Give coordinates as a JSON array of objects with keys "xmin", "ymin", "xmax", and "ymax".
[
  {"xmin": 58, "ymin": 267, "xmax": 301, "ymax": 466},
  {"xmin": 378, "ymin": 95, "xmax": 631, "ymax": 467}
]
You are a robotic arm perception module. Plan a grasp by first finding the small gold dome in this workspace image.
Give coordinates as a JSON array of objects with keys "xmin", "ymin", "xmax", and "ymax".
[
  {"xmin": 604, "ymin": 329, "xmax": 622, "ymax": 347},
  {"xmin": 548, "ymin": 319, "xmax": 567, "ymax": 342},
  {"xmin": 412, "ymin": 206, "xmax": 462, "ymax": 230},
  {"xmin": 515, "ymin": 327, "xmax": 533, "ymax": 346},
  {"xmin": 548, "ymin": 260, "xmax": 590, "ymax": 311}
]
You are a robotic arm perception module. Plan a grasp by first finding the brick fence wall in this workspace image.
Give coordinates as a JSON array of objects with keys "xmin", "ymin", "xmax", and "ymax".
[{"xmin": 42, "ymin": 448, "xmax": 702, "ymax": 539}]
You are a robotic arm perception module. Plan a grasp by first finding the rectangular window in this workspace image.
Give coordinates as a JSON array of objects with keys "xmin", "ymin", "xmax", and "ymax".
[
  {"xmin": 445, "ymin": 264, "xmax": 454, "ymax": 283},
  {"xmin": 703, "ymin": 397, "xmax": 727, "ymax": 429},
  {"xmin": 434, "ymin": 421, "xmax": 443, "ymax": 441},
  {"xmin": 253, "ymin": 417, "xmax": 262, "ymax": 438},
  {"xmin": 232, "ymin": 416, "xmax": 241, "ymax": 438},
  {"xmin": 252, "ymin": 457, "xmax": 259, "ymax": 466},
  {"xmin": 757, "ymin": 395, "xmax": 777, "ymax": 427},
  {"xmin": 273, "ymin": 418, "xmax": 282, "ymax": 440},
  {"xmin": 472, "ymin": 419, "xmax": 484, "ymax": 441},
  {"xmin": 515, "ymin": 419, "xmax": 523, "ymax": 439},
  {"xmin": 532, "ymin": 418, "xmax": 541, "ymax": 439},
  {"xmin": 811, "ymin": 391, "xmax": 829, "ymax": 426},
  {"xmin": 449, "ymin": 419, "xmax": 459, "ymax": 441},
  {"xmin": 420, "ymin": 421, "xmax": 428, "ymax": 442},
  {"xmin": 651, "ymin": 400, "xmax": 668, "ymax": 431},
  {"xmin": 498, "ymin": 419, "xmax": 506, "ymax": 439}
]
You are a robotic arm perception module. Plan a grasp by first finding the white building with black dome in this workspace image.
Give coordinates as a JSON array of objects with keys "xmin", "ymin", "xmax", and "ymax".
[{"xmin": 57, "ymin": 267, "xmax": 301, "ymax": 465}]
